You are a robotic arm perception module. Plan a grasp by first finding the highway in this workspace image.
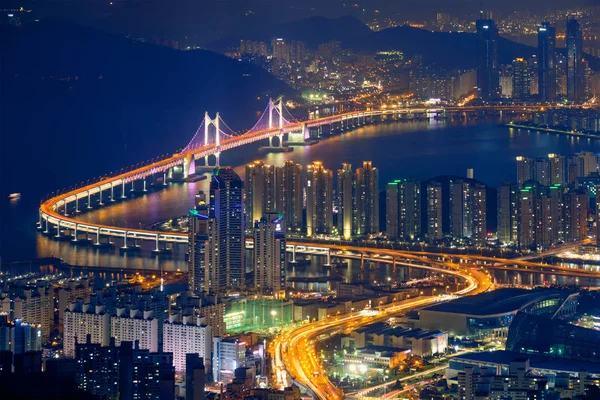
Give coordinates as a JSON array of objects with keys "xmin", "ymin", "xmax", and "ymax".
[{"xmin": 269, "ymin": 260, "xmax": 493, "ymax": 400}]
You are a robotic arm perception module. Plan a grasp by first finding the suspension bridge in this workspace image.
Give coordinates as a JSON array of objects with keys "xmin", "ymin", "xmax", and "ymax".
[{"xmin": 38, "ymin": 99, "xmax": 546, "ymax": 252}]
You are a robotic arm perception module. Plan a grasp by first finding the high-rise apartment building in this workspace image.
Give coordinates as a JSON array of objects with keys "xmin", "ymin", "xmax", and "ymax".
[
  {"xmin": 110, "ymin": 308, "xmax": 158, "ymax": 353},
  {"xmin": 564, "ymin": 188, "xmax": 588, "ymax": 242},
  {"xmin": 271, "ymin": 38, "xmax": 290, "ymax": 64},
  {"xmin": 0, "ymin": 315, "xmax": 42, "ymax": 355},
  {"xmin": 163, "ymin": 316, "xmax": 212, "ymax": 374},
  {"xmin": 279, "ymin": 161, "xmax": 303, "ymax": 233},
  {"xmin": 427, "ymin": 182, "xmax": 443, "ymax": 240},
  {"xmin": 497, "ymin": 183, "xmax": 518, "ymax": 244},
  {"xmin": 512, "ymin": 58, "xmax": 530, "ymax": 99},
  {"xmin": 244, "ymin": 161, "xmax": 277, "ymax": 230},
  {"xmin": 210, "ymin": 168, "xmax": 245, "ymax": 291},
  {"xmin": 449, "ymin": 181, "xmax": 473, "ymax": 239},
  {"xmin": 356, "ymin": 161, "xmax": 379, "ymax": 235},
  {"xmin": 476, "ymin": 19, "xmax": 501, "ymax": 100},
  {"xmin": 537, "ymin": 22, "xmax": 556, "ymax": 101},
  {"xmin": 189, "ymin": 191, "xmax": 218, "ymax": 296},
  {"xmin": 548, "ymin": 153, "xmax": 566, "ymax": 185},
  {"xmin": 337, "ymin": 163, "xmax": 355, "ymax": 240},
  {"xmin": 253, "ymin": 212, "xmax": 287, "ymax": 297},
  {"xmin": 306, "ymin": 161, "xmax": 333, "ymax": 236},
  {"xmin": 566, "ymin": 18, "xmax": 585, "ymax": 103},
  {"xmin": 63, "ymin": 301, "xmax": 110, "ymax": 357}
]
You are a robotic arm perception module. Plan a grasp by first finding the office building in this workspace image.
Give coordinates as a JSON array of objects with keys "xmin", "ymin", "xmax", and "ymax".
[
  {"xmin": 278, "ymin": 161, "xmax": 303, "ymax": 233},
  {"xmin": 476, "ymin": 19, "xmax": 501, "ymax": 100},
  {"xmin": 163, "ymin": 315, "xmax": 212, "ymax": 374},
  {"xmin": 512, "ymin": 58, "xmax": 530, "ymax": 99},
  {"xmin": 253, "ymin": 212, "xmax": 287, "ymax": 297},
  {"xmin": 427, "ymin": 182, "xmax": 443, "ymax": 240},
  {"xmin": 566, "ymin": 18, "xmax": 585, "ymax": 103},
  {"xmin": 63, "ymin": 301, "xmax": 110, "ymax": 358},
  {"xmin": 306, "ymin": 161, "xmax": 333, "ymax": 236},
  {"xmin": 355, "ymin": 161, "xmax": 379, "ymax": 235},
  {"xmin": 110, "ymin": 308, "xmax": 158, "ymax": 353},
  {"xmin": 186, "ymin": 354, "xmax": 206, "ymax": 400},
  {"xmin": 210, "ymin": 167, "xmax": 245, "ymax": 291},
  {"xmin": 213, "ymin": 337, "xmax": 246, "ymax": 384},
  {"xmin": 537, "ymin": 22, "xmax": 556, "ymax": 101},
  {"xmin": 497, "ymin": 183, "xmax": 518, "ymax": 244},
  {"xmin": 337, "ymin": 163, "xmax": 355, "ymax": 239}
]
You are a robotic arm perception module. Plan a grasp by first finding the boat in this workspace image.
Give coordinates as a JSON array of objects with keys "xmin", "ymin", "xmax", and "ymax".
[{"xmin": 9, "ymin": 193, "xmax": 21, "ymax": 200}]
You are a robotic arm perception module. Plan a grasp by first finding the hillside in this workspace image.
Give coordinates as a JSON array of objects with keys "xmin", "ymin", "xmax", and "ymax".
[
  {"xmin": 0, "ymin": 19, "xmax": 293, "ymax": 196},
  {"xmin": 206, "ymin": 15, "xmax": 373, "ymax": 50}
]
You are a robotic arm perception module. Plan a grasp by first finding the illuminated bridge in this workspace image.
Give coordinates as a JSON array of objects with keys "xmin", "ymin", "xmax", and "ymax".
[{"xmin": 38, "ymin": 98, "xmax": 548, "ymax": 253}]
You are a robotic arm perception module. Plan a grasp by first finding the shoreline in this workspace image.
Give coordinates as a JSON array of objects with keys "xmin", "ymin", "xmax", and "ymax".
[{"xmin": 504, "ymin": 123, "xmax": 600, "ymax": 139}]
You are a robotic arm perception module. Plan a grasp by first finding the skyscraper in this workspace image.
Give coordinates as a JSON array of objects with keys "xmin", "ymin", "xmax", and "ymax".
[
  {"xmin": 449, "ymin": 181, "xmax": 472, "ymax": 239},
  {"xmin": 566, "ymin": 18, "xmax": 585, "ymax": 103},
  {"xmin": 512, "ymin": 58, "xmax": 530, "ymax": 99},
  {"xmin": 253, "ymin": 212, "xmax": 286, "ymax": 297},
  {"xmin": 356, "ymin": 161, "xmax": 380, "ymax": 235},
  {"xmin": 210, "ymin": 168, "xmax": 245, "ymax": 291},
  {"xmin": 516, "ymin": 156, "xmax": 533, "ymax": 188},
  {"xmin": 306, "ymin": 161, "xmax": 333, "ymax": 236},
  {"xmin": 471, "ymin": 183, "xmax": 487, "ymax": 244},
  {"xmin": 548, "ymin": 153, "xmax": 566, "ymax": 185},
  {"xmin": 537, "ymin": 22, "xmax": 556, "ymax": 101},
  {"xmin": 564, "ymin": 188, "xmax": 588, "ymax": 242},
  {"xmin": 189, "ymin": 191, "xmax": 217, "ymax": 296},
  {"xmin": 337, "ymin": 163, "xmax": 355, "ymax": 240},
  {"xmin": 245, "ymin": 161, "xmax": 277, "ymax": 230},
  {"xmin": 517, "ymin": 185, "xmax": 537, "ymax": 250},
  {"xmin": 427, "ymin": 182, "xmax": 443, "ymax": 240},
  {"xmin": 279, "ymin": 161, "xmax": 303, "ymax": 233},
  {"xmin": 497, "ymin": 183, "xmax": 517, "ymax": 244},
  {"xmin": 271, "ymin": 38, "xmax": 290, "ymax": 64},
  {"xmin": 476, "ymin": 19, "xmax": 501, "ymax": 100},
  {"xmin": 386, "ymin": 179, "xmax": 421, "ymax": 240}
]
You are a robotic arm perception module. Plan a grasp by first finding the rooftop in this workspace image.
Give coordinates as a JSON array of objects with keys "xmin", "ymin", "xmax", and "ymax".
[
  {"xmin": 421, "ymin": 288, "xmax": 577, "ymax": 316},
  {"xmin": 452, "ymin": 350, "xmax": 600, "ymax": 375}
]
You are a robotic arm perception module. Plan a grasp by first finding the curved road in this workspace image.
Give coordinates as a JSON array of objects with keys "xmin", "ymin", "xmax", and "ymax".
[{"xmin": 269, "ymin": 259, "xmax": 493, "ymax": 400}]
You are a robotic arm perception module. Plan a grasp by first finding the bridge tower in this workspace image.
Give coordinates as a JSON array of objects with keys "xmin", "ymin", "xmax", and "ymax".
[{"xmin": 268, "ymin": 97, "xmax": 284, "ymax": 147}]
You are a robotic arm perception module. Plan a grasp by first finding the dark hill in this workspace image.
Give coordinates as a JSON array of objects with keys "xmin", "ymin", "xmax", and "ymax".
[
  {"xmin": 0, "ymin": 19, "xmax": 292, "ymax": 196},
  {"xmin": 206, "ymin": 15, "xmax": 372, "ymax": 50}
]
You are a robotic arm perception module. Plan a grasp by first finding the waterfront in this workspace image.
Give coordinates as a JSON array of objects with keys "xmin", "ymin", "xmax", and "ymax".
[{"xmin": 6, "ymin": 118, "xmax": 600, "ymax": 272}]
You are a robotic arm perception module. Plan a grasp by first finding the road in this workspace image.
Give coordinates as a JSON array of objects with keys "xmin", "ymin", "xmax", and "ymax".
[{"xmin": 269, "ymin": 260, "xmax": 493, "ymax": 400}]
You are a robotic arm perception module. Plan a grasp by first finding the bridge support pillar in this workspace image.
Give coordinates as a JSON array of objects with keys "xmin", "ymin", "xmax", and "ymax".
[
  {"xmin": 163, "ymin": 172, "xmax": 167, "ymax": 186},
  {"xmin": 143, "ymin": 179, "xmax": 147, "ymax": 192},
  {"xmin": 292, "ymin": 245, "xmax": 296, "ymax": 263},
  {"xmin": 95, "ymin": 228, "xmax": 100, "ymax": 246},
  {"xmin": 155, "ymin": 235, "xmax": 160, "ymax": 252},
  {"xmin": 99, "ymin": 188, "xmax": 103, "ymax": 206},
  {"xmin": 183, "ymin": 154, "xmax": 194, "ymax": 179},
  {"xmin": 121, "ymin": 182, "xmax": 127, "ymax": 198},
  {"xmin": 168, "ymin": 168, "xmax": 174, "ymax": 180},
  {"xmin": 75, "ymin": 197, "xmax": 80, "ymax": 213},
  {"xmin": 317, "ymin": 125, "xmax": 322, "ymax": 138},
  {"xmin": 131, "ymin": 182, "xmax": 135, "ymax": 192},
  {"xmin": 360, "ymin": 253, "xmax": 364, "ymax": 269},
  {"xmin": 325, "ymin": 250, "xmax": 331, "ymax": 266},
  {"xmin": 55, "ymin": 220, "xmax": 61, "ymax": 238},
  {"xmin": 269, "ymin": 136, "xmax": 273, "ymax": 147},
  {"xmin": 215, "ymin": 152, "xmax": 220, "ymax": 168},
  {"xmin": 72, "ymin": 224, "xmax": 78, "ymax": 242},
  {"xmin": 111, "ymin": 184, "xmax": 115, "ymax": 202},
  {"xmin": 278, "ymin": 133, "xmax": 284, "ymax": 147},
  {"xmin": 122, "ymin": 231, "xmax": 128, "ymax": 248}
]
